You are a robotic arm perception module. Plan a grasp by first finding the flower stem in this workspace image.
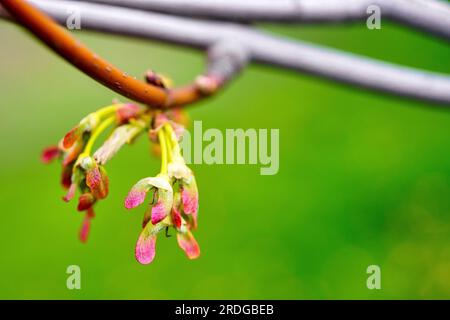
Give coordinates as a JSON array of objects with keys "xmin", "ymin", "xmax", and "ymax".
[
  {"xmin": 164, "ymin": 124, "xmax": 182, "ymax": 159},
  {"xmin": 95, "ymin": 104, "xmax": 120, "ymax": 119},
  {"xmin": 84, "ymin": 116, "xmax": 116, "ymax": 155},
  {"xmin": 165, "ymin": 131, "xmax": 173, "ymax": 164},
  {"xmin": 158, "ymin": 129, "xmax": 168, "ymax": 174}
]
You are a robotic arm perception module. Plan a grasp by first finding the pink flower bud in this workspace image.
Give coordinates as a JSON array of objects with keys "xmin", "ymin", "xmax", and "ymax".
[
  {"xmin": 62, "ymin": 140, "xmax": 84, "ymax": 167},
  {"xmin": 135, "ymin": 233, "xmax": 157, "ymax": 265},
  {"xmin": 86, "ymin": 166, "xmax": 109, "ymax": 199},
  {"xmin": 79, "ymin": 208, "xmax": 95, "ymax": 243},
  {"xmin": 41, "ymin": 146, "xmax": 60, "ymax": 163},
  {"xmin": 125, "ymin": 189, "xmax": 147, "ymax": 209},
  {"xmin": 77, "ymin": 193, "xmax": 96, "ymax": 211},
  {"xmin": 181, "ymin": 180, "xmax": 199, "ymax": 229},
  {"xmin": 63, "ymin": 182, "xmax": 77, "ymax": 202},
  {"xmin": 177, "ymin": 231, "xmax": 200, "ymax": 260},
  {"xmin": 151, "ymin": 201, "xmax": 167, "ymax": 225},
  {"xmin": 60, "ymin": 165, "xmax": 73, "ymax": 189},
  {"xmin": 125, "ymin": 176, "xmax": 172, "ymax": 212},
  {"xmin": 63, "ymin": 126, "xmax": 82, "ymax": 149}
]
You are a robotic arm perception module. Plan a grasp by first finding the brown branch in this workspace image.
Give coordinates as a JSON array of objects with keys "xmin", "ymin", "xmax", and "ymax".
[
  {"xmin": 3, "ymin": 0, "xmax": 450, "ymax": 105},
  {"xmin": 1, "ymin": 0, "xmax": 226, "ymax": 109}
]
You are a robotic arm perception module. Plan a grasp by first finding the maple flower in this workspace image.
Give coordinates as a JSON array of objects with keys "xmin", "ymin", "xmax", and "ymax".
[
  {"xmin": 43, "ymin": 101, "xmax": 201, "ymax": 264},
  {"xmin": 125, "ymin": 174, "xmax": 173, "ymax": 224},
  {"xmin": 165, "ymin": 123, "xmax": 199, "ymax": 229},
  {"xmin": 125, "ymin": 120, "xmax": 200, "ymax": 264},
  {"xmin": 61, "ymin": 153, "xmax": 109, "ymax": 242},
  {"xmin": 135, "ymin": 214, "xmax": 200, "ymax": 264},
  {"xmin": 43, "ymin": 104, "xmax": 135, "ymax": 242}
]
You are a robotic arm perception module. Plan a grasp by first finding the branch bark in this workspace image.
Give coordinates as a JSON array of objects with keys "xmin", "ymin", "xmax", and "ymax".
[
  {"xmin": 1, "ymin": 0, "xmax": 450, "ymax": 105},
  {"xmin": 0, "ymin": 0, "xmax": 229, "ymax": 108},
  {"xmin": 71, "ymin": 0, "xmax": 450, "ymax": 40}
]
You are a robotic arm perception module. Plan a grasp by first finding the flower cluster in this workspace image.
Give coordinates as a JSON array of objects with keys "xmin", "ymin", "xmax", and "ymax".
[
  {"xmin": 42, "ymin": 104, "xmax": 200, "ymax": 265},
  {"xmin": 42, "ymin": 103, "xmax": 146, "ymax": 242},
  {"xmin": 125, "ymin": 114, "xmax": 200, "ymax": 264}
]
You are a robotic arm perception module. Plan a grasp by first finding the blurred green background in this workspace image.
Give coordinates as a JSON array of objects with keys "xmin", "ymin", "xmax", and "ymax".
[{"xmin": 0, "ymin": 17, "xmax": 449, "ymax": 299}]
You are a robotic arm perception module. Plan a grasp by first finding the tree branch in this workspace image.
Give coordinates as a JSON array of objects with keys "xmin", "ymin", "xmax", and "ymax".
[
  {"xmin": 71, "ymin": 0, "xmax": 450, "ymax": 40},
  {"xmin": 195, "ymin": 40, "xmax": 249, "ymax": 94},
  {"xmin": 0, "ymin": 0, "xmax": 231, "ymax": 108},
  {"xmin": 1, "ymin": 0, "xmax": 450, "ymax": 105}
]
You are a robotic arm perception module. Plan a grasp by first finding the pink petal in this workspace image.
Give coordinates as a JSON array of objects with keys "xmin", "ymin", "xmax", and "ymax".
[
  {"xmin": 135, "ymin": 233, "xmax": 157, "ymax": 264},
  {"xmin": 79, "ymin": 209, "xmax": 95, "ymax": 243},
  {"xmin": 63, "ymin": 126, "xmax": 81, "ymax": 149},
  {"xmin": 60, "ymin": 165, "xmax": 72, "ymax": 189},
  {"xmin": 86, "ymin": 167, "xmax": 101, "ymax": 190},
  {"xmin": 63, "ymin": 182, "xmax": 76, "ymax": 202},
  {"xmin": 182, "ymin": 188, "xmax": 198, "ymax": 215},
  {"xmin": 177, "ymin": 232, "xmax": 200, "ymax": 260},
  {"xmin": 79, "ymin": 219, "xmax": 90, "ymax": 243},
  {"xmin": 41, "ymin": 146, "xmax": 60, "ymax": 163},
  {"xmin": 151, "ymin": 201, "xmax": 168, "ymax": 225},
  {"xmin": 87, "ymin": 167, "xmax": 108, "ymax": 199},
  {"xmin": 182, "ymin": 188, "xmax": 198, "ymax": 228},
  {"xmin": 125, "ymin": 190, "xmax": 146, "ymax": 209},
  {"xmin": 77, "ymin": 193, "xmax": 95, "ymax": 211},
  {"xmin": 172, "ymin": 207, "xmax": 182, "ymax": 230},
  {"xmin": 62, "ymin": 141, "xmax": 83, "ymax": 167}
]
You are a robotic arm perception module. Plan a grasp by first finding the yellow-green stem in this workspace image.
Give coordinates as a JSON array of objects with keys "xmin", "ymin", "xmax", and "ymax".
[
  {"xmin": 84, "ymin": 116, "xmax": 116, "ymax": 155},
  {"xmin": 165, "ymin": 131, "xmax": 173, "ymax": 163},
  {"xmin": 158, "ymin": 129, "xmax": 168, "ymax": 174},
  {"xmin": 163, "ymin": 123, "xmax": 181, "ymax": 159},
  {"xmin": 95, "ymin": 104, "xmax": 120, "ymax": 119}
]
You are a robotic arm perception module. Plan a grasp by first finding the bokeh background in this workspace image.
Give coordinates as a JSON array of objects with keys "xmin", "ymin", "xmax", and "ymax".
[{"xmin": 0, "ymin": 15, "xmax": 450, "ymax": 299}]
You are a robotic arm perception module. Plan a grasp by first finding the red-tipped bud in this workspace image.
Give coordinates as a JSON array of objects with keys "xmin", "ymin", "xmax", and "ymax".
[
  {"xmin": 63, "ymin": 126, "xmax": 82, "ymax": 149},
  {"xmin": 86, "ymin": 166, "xmax": 109, "ymax": 199},
  {"xmin": 62, "ymin": 141, "xmax": 83, "ymax": 167},
  {"xmin": 77, "ymin": 193, "xmax": 96, "ymax": 211},
  {"xmin": 60, "ymin": 165, "xmax": 72, "ymax": 189},
  {"xmin": 63, "ymin": 182, "xmax": 77, "ymax": 202},
  {"xmin": 79, "ymin": 208, "xmax": 95, "ymax": 243},
  {"xmin": 41, "ymin": 146, "xmax": 60, "ymax": 163},
  {"xmin": 172, "ymin": 207, "xmax": 182, "ymax": 230}
]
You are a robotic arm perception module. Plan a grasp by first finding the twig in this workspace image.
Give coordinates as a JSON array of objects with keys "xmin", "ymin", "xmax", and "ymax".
[
  {"xmin": 195, "ymin": 40, "xmax": 249, "ymax": 95},
  {"xmin": 71, "ymin": 0, "xmax": 450, "ymax": 40},
  {"xmin": 1, "ymin": 0, "xmax": 234, "ymax": 108},
  {"xmin": 1, "ymin": 0, "xmax": 450, "ymax": 105}
]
